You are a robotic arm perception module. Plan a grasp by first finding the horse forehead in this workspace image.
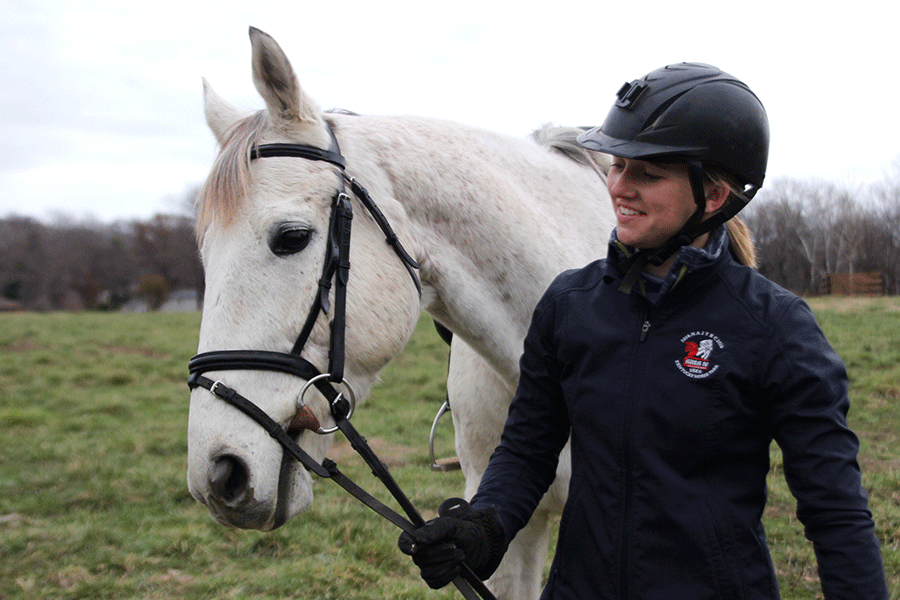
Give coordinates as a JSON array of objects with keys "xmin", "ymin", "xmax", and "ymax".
[
  {"xmin": 252, "ymin": 156, "xmax": 340, "ymax": 199},
  {"xmin": 206, "ymin": 167, "xmax": 338, "ymax": 244}
]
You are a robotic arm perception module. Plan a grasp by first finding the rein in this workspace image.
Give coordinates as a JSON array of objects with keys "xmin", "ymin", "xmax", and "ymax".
[{"xmin": 188, "ymin": 124, "xmax": 495, "ymax": 600}]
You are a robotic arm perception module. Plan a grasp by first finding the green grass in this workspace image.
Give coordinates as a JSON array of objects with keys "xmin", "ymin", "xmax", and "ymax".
[{"xmin": 1, "ymin": 299, "xmax": 897, "ymax": 599}]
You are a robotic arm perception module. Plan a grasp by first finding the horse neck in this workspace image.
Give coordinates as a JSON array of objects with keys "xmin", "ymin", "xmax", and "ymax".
[{"xmin": 333, "ymin": 114, "xmax": 614, "ymax": 383}]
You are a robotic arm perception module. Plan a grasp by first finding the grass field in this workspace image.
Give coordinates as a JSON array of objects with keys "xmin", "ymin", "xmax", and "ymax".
[{"xmin": 1, "ymin": 297, "xmax": 897, "ymax": 599}]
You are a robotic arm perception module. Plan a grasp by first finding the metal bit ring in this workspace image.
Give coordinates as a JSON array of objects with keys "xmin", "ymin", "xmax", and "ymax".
[{"xmin": 297, "ymin": 373, "xmax": 357, "ymax": 434}]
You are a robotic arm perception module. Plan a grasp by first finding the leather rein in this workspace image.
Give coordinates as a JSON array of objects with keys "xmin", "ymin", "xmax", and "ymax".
[{"xmin": 187, "ymin": 124, "xmax": 495, "ymax": 600}]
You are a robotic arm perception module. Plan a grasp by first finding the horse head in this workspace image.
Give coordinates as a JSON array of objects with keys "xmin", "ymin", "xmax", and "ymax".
[{"xmin": 187, "ymin": 27, "xmax": 421, "ymax": 530}]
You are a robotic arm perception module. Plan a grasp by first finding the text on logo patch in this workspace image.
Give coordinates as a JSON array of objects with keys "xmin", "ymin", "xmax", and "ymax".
[{"xmin": 676, "ymin": 331, "xmax": 724, "ymax": 379}]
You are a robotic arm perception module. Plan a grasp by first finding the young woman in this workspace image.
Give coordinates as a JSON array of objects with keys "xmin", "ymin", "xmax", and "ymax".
[{"xmin": 398, "ymin": 63, "xmax": 888, "ymax": 599}]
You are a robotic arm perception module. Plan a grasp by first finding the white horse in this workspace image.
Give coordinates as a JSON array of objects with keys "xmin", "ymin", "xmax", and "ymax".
[{"xmin": 187, "ymin": 27, "xmax": 615, "ymax": 599}]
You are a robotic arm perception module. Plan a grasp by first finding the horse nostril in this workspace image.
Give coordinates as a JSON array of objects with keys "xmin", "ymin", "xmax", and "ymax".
[{"xmin": 210, "ymin": 455, "xmax": 249, "ymax": 503}]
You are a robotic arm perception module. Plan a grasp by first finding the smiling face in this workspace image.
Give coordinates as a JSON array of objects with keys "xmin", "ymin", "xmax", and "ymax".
[{"xmin": 606, "ymin": 157, "xmax": 700, "ymax": 250}]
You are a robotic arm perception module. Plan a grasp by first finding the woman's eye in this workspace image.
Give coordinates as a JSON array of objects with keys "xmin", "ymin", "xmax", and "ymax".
[{"xmin": 270, "ymin": 226, "xmax": 312, "ymax": 256}]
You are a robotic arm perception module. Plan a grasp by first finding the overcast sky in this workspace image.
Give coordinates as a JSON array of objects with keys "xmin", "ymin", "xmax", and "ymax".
[{"xmin": 2, "ymin": 0, "xmax": 898, "ymax": 223}]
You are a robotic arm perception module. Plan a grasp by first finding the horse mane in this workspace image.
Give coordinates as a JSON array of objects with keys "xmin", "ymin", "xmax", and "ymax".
[
  {"xmin": 195, "ymin": 114, "xmax": 610, "ymax": 240},
  {"xmin": 531, "ymin": 124, "xmax": 611, "ymax": 182},
  {"xmin": 195, "ymin": 111, "xmax": 269, "ymax": 240}
]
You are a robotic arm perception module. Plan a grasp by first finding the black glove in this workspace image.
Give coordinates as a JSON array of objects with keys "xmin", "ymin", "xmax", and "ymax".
[{"xmin": 398, "ymin": 498, "xmax": 506, "ymax": 589}]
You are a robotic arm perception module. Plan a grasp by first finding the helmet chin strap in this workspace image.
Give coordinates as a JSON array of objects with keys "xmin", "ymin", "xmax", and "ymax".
[
  {"xmin": 617, "ymin": 161, "xmax": 728, "ymax": 295},
  {"xmin": 646, "ymin": 161, "xmax": 708, "ymax": 266}
]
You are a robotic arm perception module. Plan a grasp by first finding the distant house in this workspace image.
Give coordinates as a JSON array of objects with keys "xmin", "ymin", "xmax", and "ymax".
[
  {"xmin": 121, "ymin": 298, "xmax": 150, "ymax": 313},
  {"xmin": 0, "ymin": 298, "xmax": 23, "ymax": 312},
  {"xmin": 161, "ymin": 289, "xmax": 200, "ymax": 312},
  {"xmin": 122, "ymin": 288, "xmax": 200, "ymax": 313}
]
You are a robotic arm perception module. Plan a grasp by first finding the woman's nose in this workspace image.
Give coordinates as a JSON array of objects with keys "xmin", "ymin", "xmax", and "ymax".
[{"xmin": 608, "ymin": 171, "xmax": 635, "ymax": 198}]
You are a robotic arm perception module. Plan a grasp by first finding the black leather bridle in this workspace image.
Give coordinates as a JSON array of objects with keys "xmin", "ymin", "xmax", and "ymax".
[
  {"xmin": 189, "ymin": 124, "xmax": 420, "ymax": 402},
  {"xmin": 187, "ymin": 124, "xmax": 494, "ymax": 600}
]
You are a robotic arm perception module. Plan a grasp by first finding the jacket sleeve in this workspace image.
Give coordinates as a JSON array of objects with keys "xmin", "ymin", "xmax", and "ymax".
[
  {"xmin": 470, "ymin": 283, "xmax": 571, "ymax": 545},
  {"xmin": 764, "ymin": 297, "xmax": 888, "ymax": 599}
]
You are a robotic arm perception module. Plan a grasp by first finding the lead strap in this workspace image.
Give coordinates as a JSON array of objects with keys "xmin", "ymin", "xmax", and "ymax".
[{"xmin": 187, "ymin": 373, "xmax": 496, "ymax": 600}]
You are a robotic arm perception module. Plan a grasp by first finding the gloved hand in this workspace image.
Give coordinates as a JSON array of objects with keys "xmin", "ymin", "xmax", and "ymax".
[{"xmin": 398, "ymin": 498, "xmax": 506, "ymax": 589}]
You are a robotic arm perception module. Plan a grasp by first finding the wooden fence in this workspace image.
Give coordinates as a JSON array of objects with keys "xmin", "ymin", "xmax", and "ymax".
[{"xmin": 822, "ymin": 272, "xmax": 885, "ymax": 296}]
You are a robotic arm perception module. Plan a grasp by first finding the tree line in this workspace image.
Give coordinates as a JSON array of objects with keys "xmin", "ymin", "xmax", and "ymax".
[
  {"xmin": 0, "ymin": 213, "xmax": 202, "ymax": 311},
  {"xmin": 743, "ymin": 166, "xmax": 900, "ymax": 296},
  {"xmin": 1, "ymin": 169, "xmax": 898, "ymax": 312}
]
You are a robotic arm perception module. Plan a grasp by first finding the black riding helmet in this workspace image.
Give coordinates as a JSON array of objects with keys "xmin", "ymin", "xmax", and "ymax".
[{"xmin": 577, "ymin": 62, "xmax": 770, "ymax": 292}]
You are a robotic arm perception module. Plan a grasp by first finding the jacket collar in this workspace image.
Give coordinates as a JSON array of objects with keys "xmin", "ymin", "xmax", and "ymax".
[{"xmin": 605, "ymin": 226, "xmax": 730, "ymax": 299}]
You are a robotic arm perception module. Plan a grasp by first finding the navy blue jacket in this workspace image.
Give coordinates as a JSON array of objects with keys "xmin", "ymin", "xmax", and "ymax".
[{"xmin": 471, "ymin": 229, "xmax": 887, "ymax": 599}]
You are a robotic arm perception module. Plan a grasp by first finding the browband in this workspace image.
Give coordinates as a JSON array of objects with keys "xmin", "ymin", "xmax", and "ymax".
[{"xmin": 250, "ymin": 143, "xmax": 345, "ymax": 169}]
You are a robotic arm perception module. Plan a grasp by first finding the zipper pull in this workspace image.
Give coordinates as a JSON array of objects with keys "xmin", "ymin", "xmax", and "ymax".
[{"xmin": 639, "ymin": 320, "xmax": 651, "ymax": 342}]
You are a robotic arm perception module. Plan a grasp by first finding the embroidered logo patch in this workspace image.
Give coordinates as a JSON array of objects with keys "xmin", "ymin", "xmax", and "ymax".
[{"xmin": 676, "ymin": 331, "xmax": 724, "ymax": 379}]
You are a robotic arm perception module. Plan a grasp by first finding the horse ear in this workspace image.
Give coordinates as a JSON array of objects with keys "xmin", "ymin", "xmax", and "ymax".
[
  {"xmin": 203, "ymin": 78, "xmax": 250, "ymax": 145},
  {"xmin": 249, "ymin": 27, "xmax": 321, "ymax": 128}
]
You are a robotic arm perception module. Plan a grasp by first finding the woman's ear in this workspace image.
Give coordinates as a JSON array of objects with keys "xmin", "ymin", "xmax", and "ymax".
[{"xmin": 704, "ymin": 184, "xmax": 730, "ymax": 214}]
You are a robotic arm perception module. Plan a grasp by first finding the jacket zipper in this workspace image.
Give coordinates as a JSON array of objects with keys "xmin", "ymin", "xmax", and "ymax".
[
  {"xmin": 620, "ymin": 307, "xmax": 651, "ymax": 596},
  {"xmin": 639, "ymin": 319, "xmax": 651, "ymax": 342}
]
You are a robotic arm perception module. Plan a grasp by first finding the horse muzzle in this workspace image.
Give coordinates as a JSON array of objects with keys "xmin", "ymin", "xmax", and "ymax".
[
  {"xmin": 189, "ymin": 441, "xmax": 316, "ymax": 530},
  {"xmin": 186, "ymin": 381, "xmax": 322, "ymax": 531}
]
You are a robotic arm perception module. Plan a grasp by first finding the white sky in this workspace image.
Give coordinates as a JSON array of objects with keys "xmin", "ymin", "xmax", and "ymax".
[{"xmin": 1, "ymin": 0, "xmax": 898, "ymax": 222}]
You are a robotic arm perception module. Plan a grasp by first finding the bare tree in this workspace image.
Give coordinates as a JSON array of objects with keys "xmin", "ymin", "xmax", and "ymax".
[
  {"xmin": 132, "ymin": 213, "xmax": 202, "ymax": 295},
  {"xmin": 0, "ymin": 216, "xmax": 51, "ymax": 307},
  {"xmin": 744, "ymin": 179, "xmax": 820, "ymax": 293},
  {"xmin": 746, "ymin": 171, "xmax": 899, "ymax": 295},
  {"xmin": 869, "ymin": 161, "xmax": 900, "ymax": 293}
]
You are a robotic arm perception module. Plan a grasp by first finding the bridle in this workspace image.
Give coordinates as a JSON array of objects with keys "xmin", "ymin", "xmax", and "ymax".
[
  {"xmin": 187, "ymin": 123, "xmax": 495, "ymax": 600},
  {"xmin": 189, "ymin": 124, "xmax": 420, "ymax": 418}
]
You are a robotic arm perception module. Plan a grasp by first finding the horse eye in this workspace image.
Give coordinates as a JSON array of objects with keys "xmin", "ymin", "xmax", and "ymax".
[{"xmin": 270, "ymin": 226, "xmax": 312, "ymax": 256}]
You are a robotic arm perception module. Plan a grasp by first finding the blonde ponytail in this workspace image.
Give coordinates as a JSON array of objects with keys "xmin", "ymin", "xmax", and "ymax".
[{"xmin": 725, "ymin": 216, "xmax": 756, "ymax": 268}]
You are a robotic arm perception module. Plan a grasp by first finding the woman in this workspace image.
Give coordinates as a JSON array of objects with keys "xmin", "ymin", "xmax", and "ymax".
[{"xmin": 398, "ymin": 63, "xmax": 888, "ymax": 599}]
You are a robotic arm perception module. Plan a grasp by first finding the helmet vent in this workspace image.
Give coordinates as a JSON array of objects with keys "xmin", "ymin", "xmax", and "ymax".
[{"xmin": 643, "ymin": 90, "xmax": 691, "ymax": 131}]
